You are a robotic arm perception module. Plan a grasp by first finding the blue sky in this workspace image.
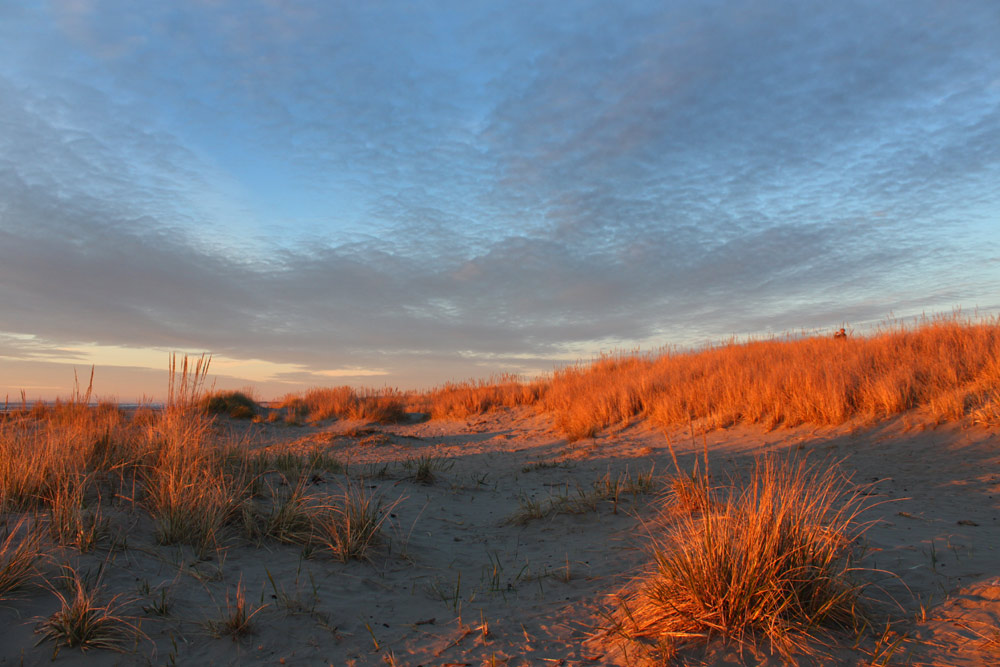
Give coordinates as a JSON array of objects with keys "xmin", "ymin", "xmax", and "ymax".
[{"xmin": 1, "ymin": 1, "xmax": 999, "ymax": 399}]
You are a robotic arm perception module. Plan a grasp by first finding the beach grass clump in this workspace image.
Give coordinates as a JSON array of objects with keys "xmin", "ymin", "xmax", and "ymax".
[
  {"xmin": 616, "ymin": 456, "xmax": 875, "ymax": 660},
  {"xmin": 349, "ymin": 388, "xmax": 409, "ymax": 423},
  {"xmin": 45, "ymin": 472, "xmax": 107, "ymax": 552},
  {"xmin": 241, "ymin": 473, "xmax": 397, "ymax": 562},
  {"xmin": 208, "ymin": 578, "xmax": 264, "ymax": 640},
  {"xmin": 141, "ymin": 414, "xmax": 251, "ymax": 554},
  {"xmin": 242, "ymin": 476, "xmax": 316, "ymax": 545},
  {"xmin": 403, "ymin": 455, "xmax": 452, "ymax": 485},
  {"xmin": 0, "ymin": 517, "xmax": 45, "ymax": 598},
  {"xmin": 34, "ymin": 567, "xmax": 140, "ymax": 652},
  {"xmin": 312, "ymin": 481, "xmax": 397, "ymax": 562}
]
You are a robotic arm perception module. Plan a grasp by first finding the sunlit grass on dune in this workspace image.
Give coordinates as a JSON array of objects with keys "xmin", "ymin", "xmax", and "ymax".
[
  {"xmin": 261, "ymin": 314, "xmax": 1000, "ymax": 439},
  {"xmin": 421, "ymin": 374, "xmax": 546, "ymax": 419},
  {"xmin": 0, "ymin": 355, "xmax": 397, "ymax": 564},
  {"xmin": 273, "ymin": 386, "xmax": 408, "ymax": 424},
  {"xmin": 0, "ymin": 317, "xmax": 995, "ymax": 661},
  {"xmin": 610, "ymin": 455, "xmax": 879, "ymax": 662},
  {"xmin": 409, "ymin": 313, "xmax": 1000, "ymax": 439}
]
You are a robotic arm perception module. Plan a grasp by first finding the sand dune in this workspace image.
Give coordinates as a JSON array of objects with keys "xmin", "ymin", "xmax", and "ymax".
[{"xmin": 2, "ymin": 405, "xmax": 998, "ymax": 665}]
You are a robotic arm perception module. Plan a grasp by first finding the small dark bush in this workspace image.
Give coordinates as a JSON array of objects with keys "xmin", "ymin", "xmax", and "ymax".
[
  {"xmin": 200, "ymin": 391, "xmax": 258, "ymax": 419},
  {"xmin": 229, "ymin": 405, "xmax": 255, "ymax": 420}
]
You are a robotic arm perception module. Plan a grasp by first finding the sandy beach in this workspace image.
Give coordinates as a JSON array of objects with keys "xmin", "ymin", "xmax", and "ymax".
[{"xmin": 2, "ymin": 405, "xmax": 998, "ymax": 666}]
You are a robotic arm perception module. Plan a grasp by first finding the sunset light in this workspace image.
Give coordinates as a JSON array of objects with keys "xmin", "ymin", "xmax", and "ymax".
[{"xmin": 2, "ymin": 2, "xmax": 999, "ymax": 665}]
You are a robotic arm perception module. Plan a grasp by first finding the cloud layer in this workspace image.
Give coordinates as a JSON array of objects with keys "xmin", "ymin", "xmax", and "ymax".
[{"xmin": 1, "ymin": 1, "xmax": 999, "ymax": 392}]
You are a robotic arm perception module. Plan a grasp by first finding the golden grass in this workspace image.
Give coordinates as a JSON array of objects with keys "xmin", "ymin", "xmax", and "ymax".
[
  {"xmin": 142, "ymin": 315, "xmax": 1000, "ymax": 442},
  {"xmin": 490, "ymin": 314, "xmax": 1000, "ymax": 439},
  {"xmin": 0, "ymin": 319, "xmax": 992, "ymax": 661},
  {"xmin": 141, "ymin": 415, "xmax": 251, "ymax": 555},
  {"xmin": 275, "ymin": 386, "xmax": 407, "ymax": 424},
  {"xmin": 614, "ymin": 456, "xmax": 878, "ymax": 661},
  {"xmin": 0, "ymin": 356, "xmax": 251, "ymax": 559},
  {"xmin": 420, "ymin": 374, "xmax": 545, "ymax": 419}
]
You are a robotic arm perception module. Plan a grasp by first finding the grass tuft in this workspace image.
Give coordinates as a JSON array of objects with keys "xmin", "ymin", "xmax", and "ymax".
[
  {"xmin": 34, "ymin": 567, "xmax": 140, "ymax": 652},
  {"xmin": 313, "ymin": 482, "xmax": 397, "ymax": 562},
  {"xmin": 275, "ymin": 387, "xmax": 408, "ymax": 424},
  {"xmin": 200, "ymin": 390, "xmax": 259, "ymax": 419},
  {"xmin": 208, "ymin": 578, "xmax": 265, "ymax": 640},
  {"xmin": 615, "ymin": 456, "xmax": 878, "ymax": 660},
  {"xmin": 0, "ymin": 516, "xmax": 45, "ymax": 598}
]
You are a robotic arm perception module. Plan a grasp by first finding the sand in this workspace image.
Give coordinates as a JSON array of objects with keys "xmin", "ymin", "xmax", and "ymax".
[{"xmin": 2, "ymin": 408, "xmax": 998, "ymax": 665}]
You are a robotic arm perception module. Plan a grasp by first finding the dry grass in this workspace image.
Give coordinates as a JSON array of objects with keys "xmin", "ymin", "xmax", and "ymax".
[
  {"xmin": 240, "ymin": 467, "xmax": 398, "ymax": 562},
  {"xmin": 142, "ymin": 423, "xmax": 250, "ymax": 555},
  {"xmin": 208, "ymin": 578, "xmax": 265, "ymax": 640},
  {"xmin": 0, "ymin": 355, "xmax": 255, "ymax": 559},
  {"xmin": 614, "ymin": 455, "xmax": 878, "ymax": 661},
  {"xmin": 0, "ymin": 516, "xmax": 45, "ymax": 598},
  {"xmin": 413, "ymin": 314, "xmax": 1000, "ymax": 440},
  {"xmin": 35, "ymin": 566, "xmax": 140, "ymax": 652},
  {"xmin": 275, "ymin": 386, "xmax": 408, "ymax": 424},
  {"xmin": 311, "ymin": 481, "xmax": 398, "ymax": 562},
  {"xmin": 420, "ymin": 374, "xmax": 545, "ymax": 419},
  {"xmin": 242, "ymin": 475, "xmax": 316, "ymax": 545},
  {"xmin": 45, "ymin": 472, "xmax": 107, "ymax": 552},
  {"xmin": 200, "ymin": 389, "xmax": 260, "ymax": 419}
]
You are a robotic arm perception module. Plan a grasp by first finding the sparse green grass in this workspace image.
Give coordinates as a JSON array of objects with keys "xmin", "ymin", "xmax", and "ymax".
[
  {"xmin": 614, "ymin": 456, "xmax": 878, "ymax": 661},
  {"xmin": 141, "ymin": 587, "xmax": 172, "ymax": 617},
  {"xmin": 241, "ymin": 471, "xmax": 399, "ymax": 564}
]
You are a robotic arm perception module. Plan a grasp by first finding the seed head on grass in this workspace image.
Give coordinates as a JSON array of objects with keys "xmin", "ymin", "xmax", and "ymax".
[{"xmin": 616, "ymin": 456, "xmax": 879, "ymax": 661}]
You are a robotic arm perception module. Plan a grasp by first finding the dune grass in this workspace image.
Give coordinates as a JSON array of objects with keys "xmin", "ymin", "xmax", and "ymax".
[
  {"xmin": 405, "ymin": 314, "xmax": 1000, "ymax": 440},
  {"xmin": 614, "ymin": 455, "xmax": 879, "ymax": 661},
  {"xmin": 274, "ymin": 386, "xmax": 408, "ymax": 424},
  {"xmin": 200, "ymin": 390, "xmax": 260, "ymax": 419},
  {"xmin": 420, "ymin": 374, "xmax": 546, "ymax": 419},
  {"xmin": 35, "ymin": 566, "xmax": 141, "ymax": 653},
  {"xmin": 207, "ymin": 578, "xmax": 264, "ymax": 640},
  {"xmin": 542, "ymin": 314, "xmax": 1000, "ymax": 439},
  {"xmin": 0, "ymin": 517, "xmax": 45, "ymax": 599},
  {"xmin": 1, "ymin": 318, "xmax": 995, "ymax": 660}
]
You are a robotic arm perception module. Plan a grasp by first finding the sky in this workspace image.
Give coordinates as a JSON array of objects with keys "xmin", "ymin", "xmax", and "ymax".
[{"xmin": 1, "ymin": 0, "xmax": 999, "ymax": 400}]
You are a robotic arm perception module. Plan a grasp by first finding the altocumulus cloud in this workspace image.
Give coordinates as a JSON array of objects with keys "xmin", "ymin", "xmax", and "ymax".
[{"xmin": 0, "ymin": 0, "xmax": 999, "ymax": 391}]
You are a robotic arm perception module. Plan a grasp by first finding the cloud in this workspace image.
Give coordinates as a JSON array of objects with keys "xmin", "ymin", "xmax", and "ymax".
[{"xmin": 1, "ymin": 1, "xmax": 999, "ymax": 391}]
